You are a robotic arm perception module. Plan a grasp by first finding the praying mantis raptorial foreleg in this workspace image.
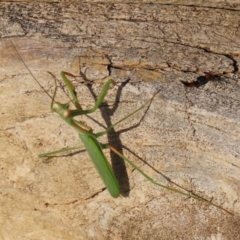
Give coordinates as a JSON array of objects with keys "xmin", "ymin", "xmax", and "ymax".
[{"xmin": 39, "ymin": 71, "xmax": 232, "ymax": 215}]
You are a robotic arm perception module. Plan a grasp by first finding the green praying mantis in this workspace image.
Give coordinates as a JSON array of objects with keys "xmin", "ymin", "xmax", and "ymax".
[
  {"xmin": 38, "ymin": 71, "xmax": 231, "ymax": 215},
  {"xmin": 6, "ymin": 31, "xmax": 232, "ymax": 215}
]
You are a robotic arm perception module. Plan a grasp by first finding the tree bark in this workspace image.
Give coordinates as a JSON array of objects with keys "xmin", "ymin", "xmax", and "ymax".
[{"xmin": 1, "ymin": 2, "xmax": 240, "ymax": 239}]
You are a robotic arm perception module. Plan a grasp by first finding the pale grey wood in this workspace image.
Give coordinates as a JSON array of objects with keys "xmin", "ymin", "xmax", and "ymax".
[{"xmin": 0, "ymin": 2, "xmax": 240, "ymax": 240}]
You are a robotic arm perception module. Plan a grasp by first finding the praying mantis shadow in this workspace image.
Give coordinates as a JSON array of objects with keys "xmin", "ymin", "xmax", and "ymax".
[
  {"xmin": 82, "ymin": 75, "xmax": 217, "ymax": 201},
  {"xmin": 71, "ymin": 74, "xmax": 192, "ymax": 197}
]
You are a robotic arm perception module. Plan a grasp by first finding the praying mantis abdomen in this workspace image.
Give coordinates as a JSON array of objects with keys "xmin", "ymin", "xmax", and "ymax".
[{"xmin": 78, "ymin": 132, "xmax": 120, "ymax": 198}]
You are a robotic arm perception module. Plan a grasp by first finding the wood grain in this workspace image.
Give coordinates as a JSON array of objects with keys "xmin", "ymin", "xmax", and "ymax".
[{"xmin": 1, "ymin": 2, "xmax": 240, "ymax": 239}]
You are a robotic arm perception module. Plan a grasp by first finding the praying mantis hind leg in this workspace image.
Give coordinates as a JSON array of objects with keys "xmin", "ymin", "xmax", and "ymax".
[{"xmin": 107, "ymin": 146, "xmax": 233, "ymax": 215}]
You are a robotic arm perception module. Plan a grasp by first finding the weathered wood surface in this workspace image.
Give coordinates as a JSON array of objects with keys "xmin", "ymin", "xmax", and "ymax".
[{"xmin": 1, "ymin": 2, "xmax": 240, "ymax": 239}]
